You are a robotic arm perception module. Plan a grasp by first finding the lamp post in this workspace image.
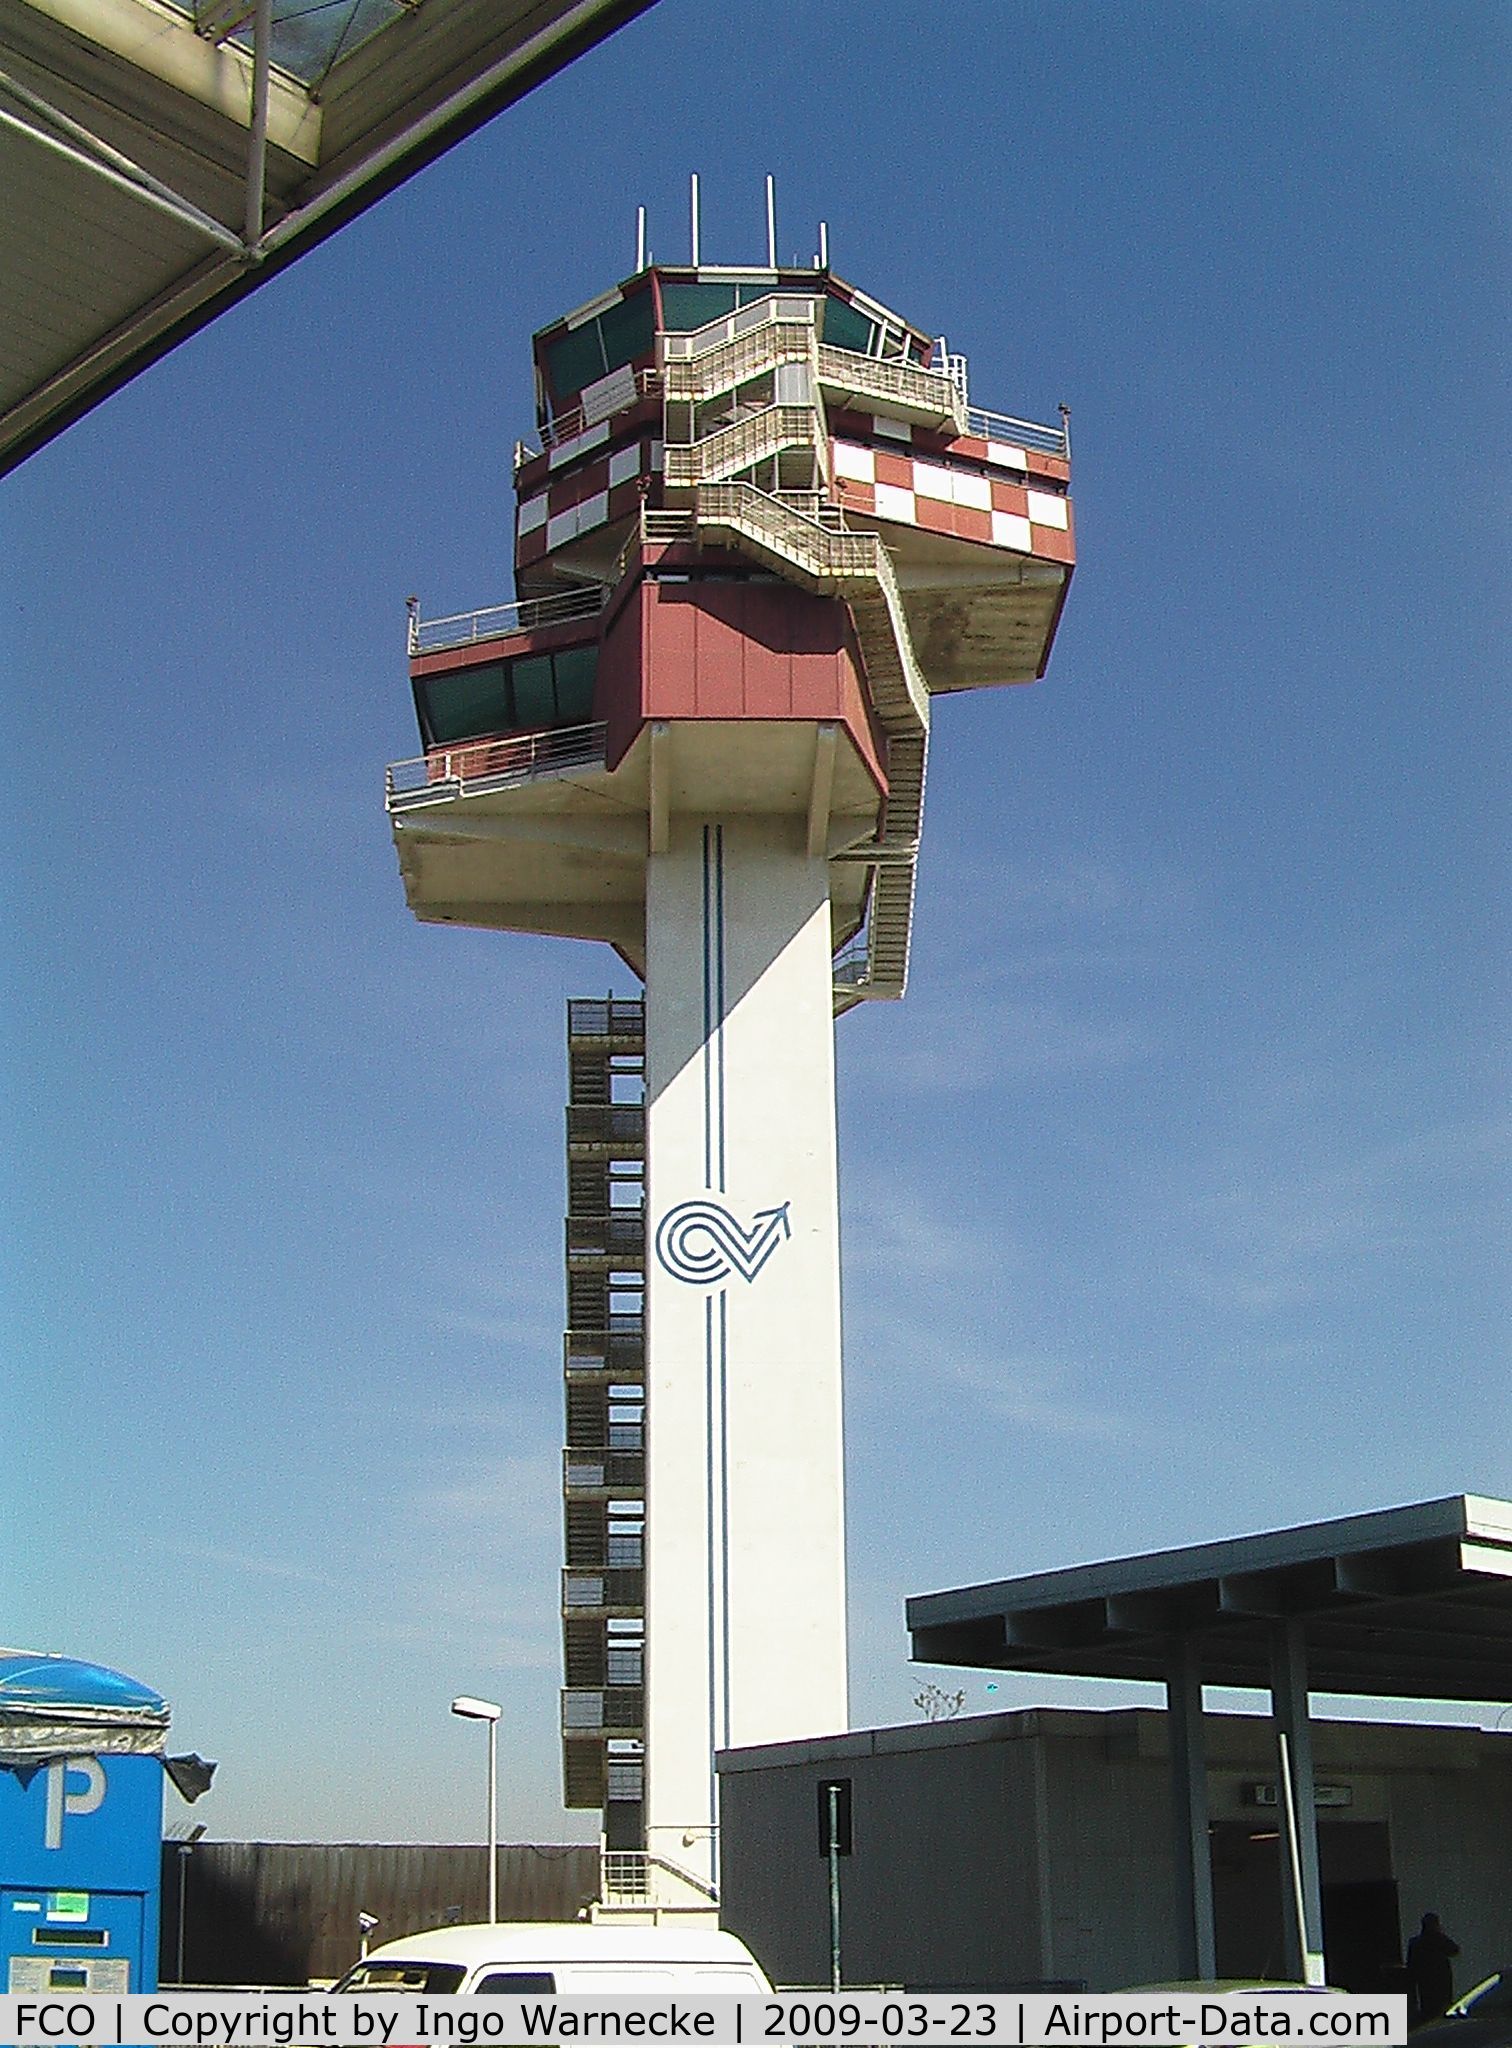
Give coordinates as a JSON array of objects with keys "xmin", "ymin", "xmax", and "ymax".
[
  {"xmin": 172, "ymin": 1823, "xmax": 207, "ymax": 1984},
  {"xmin": 450, "ymin": 1695, "xmax": 502, "ymax": 1922}
]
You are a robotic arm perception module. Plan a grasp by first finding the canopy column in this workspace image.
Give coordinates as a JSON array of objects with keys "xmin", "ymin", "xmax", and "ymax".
[
  {"xmin": 1269, "ymin": 1616, "xmax": 1326, "ymax": 1985},
  {"xmin": 1165, "ymin": 1632, "xmax": 1216, "ymax": 1980}
]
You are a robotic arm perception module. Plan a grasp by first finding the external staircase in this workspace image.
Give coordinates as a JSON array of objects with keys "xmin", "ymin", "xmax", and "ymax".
[
  {"xmin": 636, "ymin": 485, "xmax": 928, "ymax": 1002},
  {"xmin": 651, "ymin": 299, "xmax": 940, "ymax": 1000},
  {"xmin": 561, "ymin": 997, "xmax": 647, "ymax": 1825}
]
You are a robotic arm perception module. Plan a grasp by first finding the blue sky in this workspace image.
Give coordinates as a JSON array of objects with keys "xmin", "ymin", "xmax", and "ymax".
[{"xmin": 3, "ymin": 0, "xmax": 1507, "ymax": 1844}]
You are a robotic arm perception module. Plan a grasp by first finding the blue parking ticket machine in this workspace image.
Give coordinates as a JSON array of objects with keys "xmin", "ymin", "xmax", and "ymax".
[{"xmin": 0, "ymin": 1654, "xmax": 173, "ymax": 1994}]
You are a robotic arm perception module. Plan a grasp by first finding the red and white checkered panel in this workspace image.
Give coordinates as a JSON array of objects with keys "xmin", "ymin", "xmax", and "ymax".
[
  {"xmin": 514, "ymin": 398, "xmax": 1073, "ymax": 580},
  {"xmin": 826, "ymin": 407, "xmax": 1073, "ymax": 566},
  {"xmin": 516, "ymin": 434, "xmax": 664, "ymax": 572}
]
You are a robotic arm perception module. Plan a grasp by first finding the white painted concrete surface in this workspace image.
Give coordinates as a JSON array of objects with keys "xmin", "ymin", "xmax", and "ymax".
[{"xmin": 644, "ymin": 815, "xmax": 849, "ymax": 1900}]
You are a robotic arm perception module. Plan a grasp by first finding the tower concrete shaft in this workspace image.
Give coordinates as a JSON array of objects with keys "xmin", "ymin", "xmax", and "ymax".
[
  {"xmin": 386, "ymin": 256, "xmax": 1074, "ymax": 1907},
  {"xmin": 644, "ymin": 819, "xmax": 846, "ymax": 1899}
]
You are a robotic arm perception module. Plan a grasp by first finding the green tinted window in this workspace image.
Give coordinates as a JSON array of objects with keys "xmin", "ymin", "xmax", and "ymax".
[
  {"xmin": 821, "ymin": 295, "xmax": 877, "ymax": 355},
  {"xmin": 423, "ymin": 665, "xmax": 510, "ymax": 745},
  {"xmin": 511, "ymin": 655, "xmax": 556, "ymax": 727},
  {"xmin": 554, "ymin": 644, "xmax": 598, "ymax": 722},
  {"xmin": 546, "ymin": 322, "xmax": 607, "ymax": 403},
  {"xmin": 660, "ymin": 282, "xmax": 738, "ymax": 330},
  {"xmin": 598, "ymin": 292, "xmax": 655, "ymax": 375}
]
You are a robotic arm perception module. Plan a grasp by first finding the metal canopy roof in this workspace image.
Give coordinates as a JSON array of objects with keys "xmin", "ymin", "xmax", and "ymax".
[
  {"xmin": 0, "ymin": 0, "xmax": 656, "ymax": 475},
  {"xmin": 907, "ymin": 1494, "xmax": 1512, "ymax": 1703}
]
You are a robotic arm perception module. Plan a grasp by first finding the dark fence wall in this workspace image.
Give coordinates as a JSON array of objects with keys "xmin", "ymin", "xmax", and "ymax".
[{"xmin": 160, "ymin": 1842, "xmax": 599, "ymax": 1987}]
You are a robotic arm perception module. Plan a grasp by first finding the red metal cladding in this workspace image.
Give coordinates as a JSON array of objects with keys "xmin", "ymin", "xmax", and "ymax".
[{"xmin": 597, "ymin": 563, "xmax": 886, "ymax": 787}]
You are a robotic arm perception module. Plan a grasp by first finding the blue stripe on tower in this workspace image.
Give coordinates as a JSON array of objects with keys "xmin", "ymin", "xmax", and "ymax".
[
  {"xmin": 701, "ymin": 827, "xmax": 714, "ymax": 1191},
  {"xmin": 704, "ymin": 1288, "xmax": 719, "ymax": 1839},
  {"xmin": 713, "ymin": 825, "xmax": 726, "ymax": 1195},
  {"xmin": 718, "ymin": 1285, "xmax": 731, "ymax": 1754}
]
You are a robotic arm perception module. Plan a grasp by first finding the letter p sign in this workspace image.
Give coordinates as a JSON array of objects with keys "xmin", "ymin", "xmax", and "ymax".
[{"xmin": 44, "ymin": 1758, "xmax": 106, "ymax": 1850}]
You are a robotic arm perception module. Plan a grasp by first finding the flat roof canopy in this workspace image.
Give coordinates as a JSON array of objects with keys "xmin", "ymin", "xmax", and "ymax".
[
  {"xmin": 907, "ymin": 1494, "xmax": 1512, "ymax": 1703},
  {"xmin": 0, "ymin": 0, "xmax": 656, "ymax": 474}
]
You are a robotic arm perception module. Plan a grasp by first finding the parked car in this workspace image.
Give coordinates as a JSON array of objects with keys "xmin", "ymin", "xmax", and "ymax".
[
  {"xmin": 332, "ymin": 1920, "xmax": 772, "ymax": 1996},
  {"xmin": 1120, "ymin": 1981, "xmax": 1342, "ymax": 2048},
  {"xmin": 1414, "ymin": 1973, "xmax": 1512, "ymax": 2048}
]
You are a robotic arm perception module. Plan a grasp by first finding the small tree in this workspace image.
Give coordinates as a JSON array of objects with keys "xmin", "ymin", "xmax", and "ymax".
[{"xmin": 913, "ymin": 1683, "xmax": 966, "ymax": 1722}]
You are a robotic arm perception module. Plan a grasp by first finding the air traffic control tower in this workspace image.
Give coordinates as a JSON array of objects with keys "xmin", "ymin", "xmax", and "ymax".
[{"xmin": 386, "ymin": 246, "xmax": 1074, "ymax": 1908}]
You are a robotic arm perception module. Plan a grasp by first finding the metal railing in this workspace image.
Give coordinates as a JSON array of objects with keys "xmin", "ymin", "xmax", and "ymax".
[
  {"xmin": 660, "ymin": 294, "xmax": 821, "ymax": 362},
  {"xmin": 561, "ymin": 1449, "xmax": 643, "ymax": 1499},
  {"xmin": 599, "ymin": 1851, "xmax": 720, "ymax": 1905},
  {"xmin": 562, "ymin": 1688, "xmax": 644, "ymax": 1733},
  {"xmin": 568, "ymin": 997, "xmax": 646, "ymax": 1039},
  {"xmin": 564, "ymin": 1330, "xmax": 646, "ymax": 1374},
  {"xmin": 690, "ymin": 483, "xmax": 930, "ymax": 733},
  {"xmin": 517, "ymin": 367, "xmax": 662, "ymax": 464},
  {"xmin": 605, "ymin": 1758, "xmax": 644, "ymax": 1802},
  {"xmin": 566, "ymin": 1105, "xmax": 646, "ymax": 1149},
  {"xmin": 964, "ymin": 402, "xmax": 1070, "ymax": 458},
  {"xmin": 600, "ymin": 1852, "xmax": 649, "ymax": 1900},
  {"xmin": 663, "ymin": 403, "xmax": 826, "ymax": 489},
  {"xmin": 663, "ymin": 319, "xmax": 815, "ymax": 406},
  {"xmin": 640, "ymin": 508, "xmax": 693, "ymax": 544},
  {"xmin": 407, "ymin": 583, "xmax": 607, "ymax": 655},
  {"xmin": 814, "ymin": 342, "xmax": 965, "ymax": 430},
  {"xmin": 773, "ymin": 489, "xmax": 848, "ymax": 530},
  {"xmin": 567, "ymin": 1214, "xmax": 648, "ymax": 1259},
  {"xmin": 386, "ymin": 721, "xmax": 607, "ymax": 808},
  {"xmin": 833, "ymin": 934, "xmax": 871, "ymax": 988},
  {"xmin": 659, "ymin": 306, "xmax": 1066, "ymax": 458},
  {"xmin": 562, "ymin": 1568, "xmax": 644, "ymax": 1610},
  {"xmin": 693, "ymin": 482, "xmax": 878, "ymax": 580},
  {"xmin": 564, "ymin": 1450, "xmax": 646, "ymax": 1492}
]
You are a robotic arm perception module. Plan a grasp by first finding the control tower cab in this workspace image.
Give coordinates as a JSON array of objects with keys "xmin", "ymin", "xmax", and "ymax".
[
  {"xmin": 386, "ymin": 255, "xmax": 1073, "ymax": 1907},
  {"xmin": 390, "ymin": 262, "xmax": 1071, "ymax": 1003}
]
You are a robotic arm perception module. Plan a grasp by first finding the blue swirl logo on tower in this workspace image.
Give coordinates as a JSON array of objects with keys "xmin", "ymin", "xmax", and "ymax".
[{"xmin": 655, "ymin": 1198, "xmax": 793, "ymax": 1287}]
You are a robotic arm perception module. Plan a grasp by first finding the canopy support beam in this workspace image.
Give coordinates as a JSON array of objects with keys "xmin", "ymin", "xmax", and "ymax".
[{"xmin": 0, "ymin": 71, "xmax": 249, "ymax": 255}]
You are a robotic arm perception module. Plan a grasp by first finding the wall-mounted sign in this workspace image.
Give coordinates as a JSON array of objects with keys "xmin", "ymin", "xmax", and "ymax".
[
  {"xmin": 655, "ymin": 1198, "xmax": 792, "ymax": 1286},
  {"xmin": 1243, "ymin": 1781, "xmax": 1353, "ymax": 1809}
]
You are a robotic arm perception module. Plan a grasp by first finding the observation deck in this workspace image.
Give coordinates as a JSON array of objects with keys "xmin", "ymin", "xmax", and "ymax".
[{"xmin": 387, "ymin": 263, "xmax": 1072, "ymax": 1007}]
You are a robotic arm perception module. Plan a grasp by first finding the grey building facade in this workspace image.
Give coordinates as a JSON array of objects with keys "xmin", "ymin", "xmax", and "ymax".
[{"xmin": 717, "ymin": 1708, "xmax": 1512, "ymax": 1994}]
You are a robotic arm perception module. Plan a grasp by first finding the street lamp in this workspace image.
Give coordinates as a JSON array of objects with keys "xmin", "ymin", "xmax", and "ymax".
[
  {"xmin": 450, "ymin": 1695, "xmax": 502, "ymax": 1923},
  {"xmin": 172, "ymin": 1823, "xmax": 206, "ymax": 1984}
]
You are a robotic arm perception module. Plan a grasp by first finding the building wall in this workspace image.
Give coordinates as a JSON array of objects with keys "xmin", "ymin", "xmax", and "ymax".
[
  {"xmin": 1038, "ymin": 1720, "xmax": 1181, "ymax": 1990},
  {"xmin": 1383, "ymin": 1727, "xmax": 1512, "ymax": 1993},
  {"xmin": 717, "ymin": 1709, "xmax": 1512, "ymax": 1994},
  {"xmin": 718, "ymin": 1718, "xmax": 1054, "ymax": 1990},
  {"xmin": 160, "ymin": 1841, "xmax": 598, "ymax": 1987}
]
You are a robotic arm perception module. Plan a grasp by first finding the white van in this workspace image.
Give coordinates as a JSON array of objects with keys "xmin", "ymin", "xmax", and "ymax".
[{"xmin": 332, "ymin": 1921, "xmax": 772, "ymax": 1996}]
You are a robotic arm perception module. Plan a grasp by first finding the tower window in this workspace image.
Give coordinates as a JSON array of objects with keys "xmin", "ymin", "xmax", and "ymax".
[{"xmin": 418, "ymin": 644, "xmax": 599, "ymax": 747}]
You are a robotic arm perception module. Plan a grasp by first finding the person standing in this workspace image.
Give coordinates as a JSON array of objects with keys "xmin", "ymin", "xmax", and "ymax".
[{"xmin": 1406, "ymin": 1913, "xmax": 1461, "ymax": 2025}]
